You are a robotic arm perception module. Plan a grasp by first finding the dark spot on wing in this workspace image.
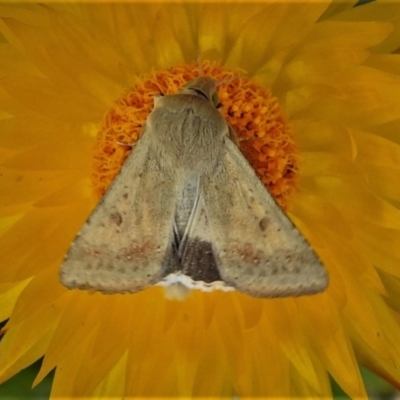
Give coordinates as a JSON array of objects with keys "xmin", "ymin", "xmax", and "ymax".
[
  {"xmin": 110, "ymin": 212, "xmax": 123, "ymax": 226},
  {"xmin": 259, "ymin": 217, "xmax": 268, "ymax": 231}
]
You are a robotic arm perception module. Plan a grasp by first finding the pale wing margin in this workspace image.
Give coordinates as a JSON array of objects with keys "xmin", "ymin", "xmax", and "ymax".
[
  {"xmin": 201, "ymin": 139, "xmax": 328, "ymax": 297},
  {"xmin": 60, "ymin": 132, "xmax": 178, "ymax": 293}
]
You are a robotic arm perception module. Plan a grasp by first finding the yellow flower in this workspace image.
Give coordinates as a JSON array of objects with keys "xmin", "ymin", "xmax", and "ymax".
[{"xmin": 1, "ymin": 1, "xmax": 400, "ymax": 398}]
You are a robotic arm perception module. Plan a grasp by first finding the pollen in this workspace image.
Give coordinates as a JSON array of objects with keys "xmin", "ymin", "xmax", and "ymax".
[{"xmin": 91, "ymin": 61, "xmax": 299, "ymax": 210}]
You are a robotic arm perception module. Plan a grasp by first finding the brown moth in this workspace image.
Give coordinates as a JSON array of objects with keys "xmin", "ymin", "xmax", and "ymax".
[{"xmin": 60, "ymin": 77, "xmax": 328, "ymax": 298}]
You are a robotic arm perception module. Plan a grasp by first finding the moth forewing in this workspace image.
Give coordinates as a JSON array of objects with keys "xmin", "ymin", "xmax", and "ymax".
[
  {"xmin": 201, "ymin": 138, "xmax": 328, "ymax": 297},
  {"xmin": 60, "ymin": 76, "xmax": 328, "ymax": 298},
  {"xmin": 60, "ymin": 128, "xmax": 180, "ymax": 293}
]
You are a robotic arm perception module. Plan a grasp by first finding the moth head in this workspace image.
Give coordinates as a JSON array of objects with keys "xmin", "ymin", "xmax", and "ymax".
[{"xmin": 181, "ymin": 77, "xmax": 221, "ymax": 109}]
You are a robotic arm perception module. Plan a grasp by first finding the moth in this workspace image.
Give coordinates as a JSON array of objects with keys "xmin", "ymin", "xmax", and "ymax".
[{"xmin": 60, "ymin": 77, "xmax": 328, "ymax": 298}]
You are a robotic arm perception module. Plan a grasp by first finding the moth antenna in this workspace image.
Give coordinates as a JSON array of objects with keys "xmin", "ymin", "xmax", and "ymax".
[
  {"xmin": 215, "ymin": 72, "xmax": 243, "ymax": 89},
  {"xmin": 117, "ymin": 141, "xmax": 134, "ymax": 147},
  {"xmin": 196, "ymin": 56, "xmax": 205, "ymax": 77},
  {"xmin": 213, "ymin": 75, "xmax": 238, "ymax": 111},
  {"xmin": 214, "ymin": 71, "xmax": 247, "ymax": 111}
]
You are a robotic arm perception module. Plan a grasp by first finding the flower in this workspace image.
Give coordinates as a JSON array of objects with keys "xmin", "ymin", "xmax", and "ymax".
[{"xmin": 1, "ymin": 1, "xmax": 400, "ymax": 398}]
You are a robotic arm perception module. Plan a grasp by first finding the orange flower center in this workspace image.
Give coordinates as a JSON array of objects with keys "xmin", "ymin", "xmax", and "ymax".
[{"xmin": 91, "ymin": 62, "xmax": 299, "ymax": 210}]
